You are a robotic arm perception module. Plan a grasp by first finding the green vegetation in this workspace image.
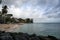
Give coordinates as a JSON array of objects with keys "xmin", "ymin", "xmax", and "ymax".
[
  {"xmin": 0, "ymin": 0, "xmax": 2, "ymax": 4},
  {"xmin": 18, "ymin": 18, "xmax": 33, "ymax": 23},
  {"xmin": 0, "ymin": 5, "xmax": 33, "ymax": 24}
]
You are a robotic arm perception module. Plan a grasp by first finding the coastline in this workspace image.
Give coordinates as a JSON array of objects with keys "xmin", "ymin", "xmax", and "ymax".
[
  {"xmin": 0, "ymin": 23, "xmax": 23, "ymax": 32},
  {"xmin": 0, "ymin": 23, "xmax": 60, "ymax": 40}
]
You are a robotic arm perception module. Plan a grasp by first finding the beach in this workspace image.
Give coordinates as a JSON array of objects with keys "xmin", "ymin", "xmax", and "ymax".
[{"xmin": 0, "ymin": 23, "xmax": 23, "ymax": 32}]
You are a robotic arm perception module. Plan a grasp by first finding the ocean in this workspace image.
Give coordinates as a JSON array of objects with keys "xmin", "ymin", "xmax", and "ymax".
[{"xmin": 14, "ymin": 23, "xmax": 60, "ymax": 39}]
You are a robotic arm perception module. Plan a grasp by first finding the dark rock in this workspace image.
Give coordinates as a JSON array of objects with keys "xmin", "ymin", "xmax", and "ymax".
[
  {"xmin": 0, "ymin": 36, "xmax": 13, "ymax": 40},
  {"xmin": 30, "ymin": 34, "xmax": 36, "ymax": 37},
  {"xmin": 58, "ymin": 39, "xmax": 60, "ymax": 40},
  {"xmin": 38, "ymin": 36, "xmax": 46, "ymax": 40},
  {"xmin": 15, "ymin": 36, "xmax": 27, "ymax": 40},
  {"xmin": 0, "ymin": 31, "xmax": 13, "ymax": 40},
  {"xmin": 48, "ymin": 35, "xmax": 58, "ymax": 40},
  {"xmin": 29, "ymin": 37, "xmax": 40, "ymax": 40},
  {"xmin": 0, "ymin": 31, "xmax": 59, "ymax": 40},
  {"xmin": 21, "ymin": 33, "xmax": 29, "ymax": 40},
  {"xmin": 0, "ymin": 32, "xmax": 13, "ymax": 40},
  {"xmin": 0, "ymin": 31, "xmax": 5, "ymax": 34}
]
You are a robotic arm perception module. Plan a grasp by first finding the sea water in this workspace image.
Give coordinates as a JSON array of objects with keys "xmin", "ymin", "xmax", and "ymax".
[{"xmin": 14, "ymin": 23, "xmax": 60, "ymax": 39}]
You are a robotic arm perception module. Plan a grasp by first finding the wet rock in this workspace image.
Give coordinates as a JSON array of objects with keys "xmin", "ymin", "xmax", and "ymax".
[
  {"xmin": 48, "ymin": 35, "xmax": 58, "ymax": 40},
  {"xmin": 29, "ymin": 37, "xmax": 40, "ymax": 40},
  {"xmin": 38, "ymin": 36, "xmax": 46, "ymax": 40},
  {"xmin": 0, "ymin": 31, "xmax": 59, "ymax": 40},
  {"xmin": 21, "ymin": 33, "xmax": 29, "ymax": 40},
  {"xmin": 0, "ymin": 31, "xmax": 5, "ymax": 34},
  {"xmin": 15, "ymin": 36, "xmax": 27, "ymax": 40},
  {"xmin": 0, "ymin": 36, "xmax": 13, "ymax": 40},
  {"xmin": 0, "ymin": 32, "xmax": 13, "ymax": 40},
  {"xmin": 30, "ymin": 34, "xmax": 36, "ymax": 37}
]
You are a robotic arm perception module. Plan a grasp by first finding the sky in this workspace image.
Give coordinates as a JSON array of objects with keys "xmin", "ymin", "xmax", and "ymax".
[{"xmin": 0, "ymin": 0, "xmax": 60, "ymax": 23}]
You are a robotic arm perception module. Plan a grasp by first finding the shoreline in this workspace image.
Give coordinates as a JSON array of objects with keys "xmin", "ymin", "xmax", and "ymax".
[
  {"xmin": 0, "ymin": 23, "xmax": 60, "ymax": 40},
  {"xmin": 0, "ymin": 23, "xmax": 23, "ymax": 32}
]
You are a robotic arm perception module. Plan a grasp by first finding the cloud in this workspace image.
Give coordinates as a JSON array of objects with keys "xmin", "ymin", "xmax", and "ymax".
[
  {"xmin": 0, "ymin": 0, "xmax": 60, "ymax": 19},
  {"xmin": 34, "ymin": 18, "xmax": 60, "ymax": 23}
]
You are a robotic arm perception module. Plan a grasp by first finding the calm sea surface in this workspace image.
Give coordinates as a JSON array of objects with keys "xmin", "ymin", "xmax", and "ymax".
[{"xmin": 14, "ymin": 23, "xmax": 60, "ymax": 38}]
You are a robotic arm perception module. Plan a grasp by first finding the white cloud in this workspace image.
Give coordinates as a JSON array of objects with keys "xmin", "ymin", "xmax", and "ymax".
[
  {"xmin": 8, "ymin": 4, "xmax": 47, "ymax": 18},
  {"xmin": 2, "ymin": 0, "xmax": 59, "ymax": 18},
  {"xmin": 0, "ymin": 4, "xmax": 2, "ymax": 11},
  {"xmin": 0, "ymin": 0, "xmax": 60, "ymax": 22},
  {"xmin": 8, "ymin": 5, "xmax": 21, "ymax": 18}
]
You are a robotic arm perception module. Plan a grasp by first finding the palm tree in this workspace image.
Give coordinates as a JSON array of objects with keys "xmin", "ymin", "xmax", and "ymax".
[
  {"xmin": 1, "ymin": 5, "xmax": 8, "ymax": 23},
  {"xmin": 2, "ymin": 5, "xmax": 8, "ymax": 14}
]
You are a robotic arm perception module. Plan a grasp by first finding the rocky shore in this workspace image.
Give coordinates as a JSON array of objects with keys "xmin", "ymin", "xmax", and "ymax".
[{"xmin": 0, "ymin": 31, "xmax": 59, "ymax": 40}]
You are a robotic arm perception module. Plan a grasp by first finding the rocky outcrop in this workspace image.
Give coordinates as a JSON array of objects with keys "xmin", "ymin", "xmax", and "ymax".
[{"xmin": 0, "ymin": 31, "xmax": 59, "ymax": 40}]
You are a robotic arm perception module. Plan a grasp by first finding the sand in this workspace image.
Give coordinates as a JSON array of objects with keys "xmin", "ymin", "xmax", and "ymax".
[{"xmin": 0, "ymin": 23, "xmax": 23, "ymax": 32}]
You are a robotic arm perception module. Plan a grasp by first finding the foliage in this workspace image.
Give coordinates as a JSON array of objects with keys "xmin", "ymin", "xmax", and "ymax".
[
  {"xmin": 2, "ymin": 5, "xmax": 8, "ymax": 14},
  {"xmin": 0, "ymin": 0, "xmax": 2, "ymax": 4}
]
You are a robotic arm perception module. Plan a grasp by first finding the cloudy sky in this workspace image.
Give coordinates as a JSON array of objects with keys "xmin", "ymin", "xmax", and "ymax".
[{"xmin": 0, "ymin": 0, "xmax": 60, "ymax": 23}]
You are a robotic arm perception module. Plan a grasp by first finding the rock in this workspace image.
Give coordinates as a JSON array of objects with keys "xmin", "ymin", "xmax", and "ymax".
[
  {"xmin": 30, "ymin": 34, "xmax": 36, "ymax": 37},
  {"xmin": 0, "ymin": 36, "xmax": 13, "ymax": 40},
  {"xmin": 0, "ymin": 31, "xmax": 5, "ymax": 34},
  {"xmin": 14, "ymin": 35, "xmax": 27, "ymax": 40},
  {"xmin": 0, "ymin": 31, "xmax": 59, "ymax": 40},
  {"xmin": 29, "ymin": 37, "xmax": 40, "ymax": 40},
  {"xmin": 38, "ymin": 36, "xmax": 46, "ymax": 40},
  {"xmin": 48, "ymin": 35, "xmax": 58, "ymax": 40},
  {"xmin": 0, "ymin": 32, "xmax": 13, "ymax": 40},
  {"xmin": 21, "ymin": 33, "xmax": 29, "ymax": 39}
]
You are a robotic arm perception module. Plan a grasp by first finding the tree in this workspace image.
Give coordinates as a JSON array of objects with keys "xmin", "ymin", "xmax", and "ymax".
[
  {"xmin": 6, "ymin": 14, "xmax": 13, "ymax": 17},
  {"xmin": 0, "ymin": 0, "xmax": 2, "ymax": 4},
  {"xmin": 30, "ymin": 19, "xmax": 33, "ymax": 23},
  {"xmin": 2, "ymin": 5, "xmax": 8, "ymax": 14},
  {"xmin": 26, "ymin": 18, "xmax": 30, "ymax": 23},
  {"xmin": 1, "ymin": 5, "xmax": 8, "ymax": 23},
  {"xmin": 18, "ymin": 18, "xmax": 25, "ymax": 23}
]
